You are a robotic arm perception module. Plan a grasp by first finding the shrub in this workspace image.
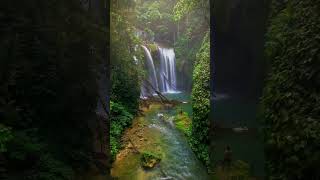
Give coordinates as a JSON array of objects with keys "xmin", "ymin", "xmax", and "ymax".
[{"xmin": 110, "ymin": 101, "xmax": 134, "ymax": 160}]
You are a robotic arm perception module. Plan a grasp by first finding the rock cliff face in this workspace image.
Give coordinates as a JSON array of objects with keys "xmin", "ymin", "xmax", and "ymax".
[
  {"xmin": 81, "ymin": 0, "xmax": 111, "ymax": 178},
  {"xmin": 210, "ymin": 0, "xmax": 270, "ymax": 128},
  {"xmin": 212, "ymin": 0, "xmax": 270, "ymax": 100},
  {"xmin": 209, "ymin": 0, "xmax": 270, "ymax": 176}
]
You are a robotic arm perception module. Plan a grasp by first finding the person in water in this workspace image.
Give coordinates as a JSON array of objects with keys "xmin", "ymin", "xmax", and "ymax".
[{"xmin": 223, "ymin": 145, "xmax": 232, "ymax": 169}]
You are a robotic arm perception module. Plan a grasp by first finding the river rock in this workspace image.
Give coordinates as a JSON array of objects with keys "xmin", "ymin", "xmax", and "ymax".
[
  {"xmin": 232, "ymin": 127, "xmax": 249, "ymax": 133},
  {"xmin": 141, "ymin": 152, "xmax": 161, "ymax": 169}
]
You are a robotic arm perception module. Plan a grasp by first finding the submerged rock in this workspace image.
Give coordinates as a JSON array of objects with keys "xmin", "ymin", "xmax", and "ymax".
[{"xmin": 232, "ymin": 127, "xmax": 249, "ymax": 133}]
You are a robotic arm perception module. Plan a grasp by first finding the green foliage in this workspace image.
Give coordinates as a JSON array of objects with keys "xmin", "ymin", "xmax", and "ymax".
[
  {"xmin": 189, "ymin": 137, "xmax": 209, "ymax": 167},
  {"xmin": 0, "ymin": 124, "xmax": 13, "ymax": 153},
  {"xmin": 138, "ymin": 1, "xmax": 162, "ymax": 22},
  {"xmin": 111, "ymin": 0, "xmax": 136, "ymax": 10},
  {"xmin": 136, "ymin": 0, "xmax": 177, "ymax": 44},
  {"xmin": 110, "ymin": 101, "xmax": 133, "ymax": 160},
  {"xmin": 110, "ymin": 2, "xmax": 143, "ymax": 161},
  {"xmin": 3, "ymin": 128, "xmax": 76, "ymax": 180},
  {"xmin": 147, "ymin": 43, "xmax": 158, "ymax": 54},
  {"xmin": 33, "ymin": 154, "xmax": 74, "ymax": 180},
  {"xmin": 262, "ymin": 0, "xmax": 320, "ymax": 179},
  {"xmin": 173, "ymin": 0, "xmax": 197, "ymax": 21},
  {"xmin": 0, "ymin": 0, "xmax": 107, "ymax": 179},
  {"xmin": 111, "ymin": 8, "xmax": 142, "ymax": 114},
  {"xmin": 173, "ymin": 0, "xmax": 210, "ymax": 22},
  {"xmin": 191, "ymin": 33, "xmax": 210, "ymax": 166},
  {"xmin": 173, "ymin": 0, "xmax": 209, "ymax": 92}
]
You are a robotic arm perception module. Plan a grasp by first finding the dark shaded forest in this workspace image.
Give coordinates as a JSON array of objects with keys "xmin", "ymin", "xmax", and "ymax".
[
  {"xmin": 0, "ymin": 0, "xmax": 110, "ymax": 179},
  {"xmin": 262, "ymin": 1, "xmax": 320, "ymax": 179}
]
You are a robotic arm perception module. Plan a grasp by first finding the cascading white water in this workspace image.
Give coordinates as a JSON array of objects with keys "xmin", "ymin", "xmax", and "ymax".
[
  {"xmin": 159, "ymin": 47, "xmax": 178, "ymax": 93},
  {"xmin": 141, "ymin": 45, "xmax": 159, "ymax": 97},
  {"xmin": 133, "ymin": 55, "xmax": 138, "ymax": 65},
  {"xmin": 140, "ymin": 45, "xmax": 179, "ymax": 98}
]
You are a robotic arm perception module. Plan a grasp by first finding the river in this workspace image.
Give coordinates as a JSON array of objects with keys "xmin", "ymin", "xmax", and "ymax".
[{"xmin": 111, "ymin": 93, "xmax": 209, "ymax": 180}]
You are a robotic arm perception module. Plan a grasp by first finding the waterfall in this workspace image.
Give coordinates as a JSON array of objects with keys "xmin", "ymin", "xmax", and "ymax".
[
  {"xmin": 141, "ymin": 45, "xmax": 159, "ymax": 97},
  {"xmin": 140, "ymin": 45, "xmax": 179, "ymax": 98},
  {"xmin": 159, "ymin": 47, "xmax": 178, "ymax": 93}
]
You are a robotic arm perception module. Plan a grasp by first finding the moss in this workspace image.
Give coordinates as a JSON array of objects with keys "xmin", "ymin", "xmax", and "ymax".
[
  {"xmin": 147, "ymin": 43, "xmax": 158, "ymax": 54},
  {"xmin": 140, "ymin": 151, "xmax": 161, "ymax": 169},
  {"xmin": 174, "ymin": 111, "xmax": 192, "ymax": 136},
  {"xmin": 191, "ymin": 32, "xmax": 210, "ymax": 166}
]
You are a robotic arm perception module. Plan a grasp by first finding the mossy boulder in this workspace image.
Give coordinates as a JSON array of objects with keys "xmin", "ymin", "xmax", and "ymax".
[
  {"xmin": 147, "ymin": 43, "xmax": 158, "ymax": 53},
  {"xmin": 140, "ymin": 151, "xmax": 161, "ymax": 169}
]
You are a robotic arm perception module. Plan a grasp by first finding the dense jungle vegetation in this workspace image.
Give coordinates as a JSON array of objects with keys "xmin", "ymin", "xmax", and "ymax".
[
  {"xmin": 0, "ymin": 0, "xmax": 108, "ymax": 179},
  {"xmin": 191, "ymin": 33, "xmax": 210, "ymax": 166},
  {"xmin": 110, "ymin": 0, "xmax": 142, "ymax": 160},
  {"xmin": 262, "ymin": 0, "xmax": 320, "ymax": 179}
]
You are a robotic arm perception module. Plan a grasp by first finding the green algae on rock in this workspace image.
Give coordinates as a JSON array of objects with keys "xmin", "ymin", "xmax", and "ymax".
[{"xmin": 141, "ymin": 151, "xmax": 162, "ymax": 169}]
